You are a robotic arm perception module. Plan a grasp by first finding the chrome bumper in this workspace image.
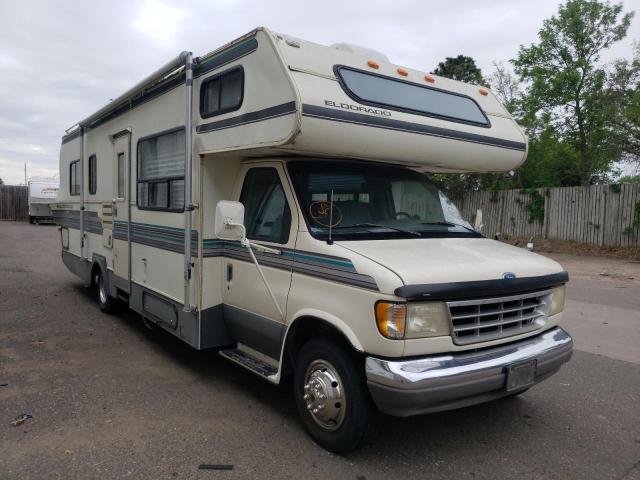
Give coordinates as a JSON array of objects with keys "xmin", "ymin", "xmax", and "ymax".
[{"xmin": 366, "ymin": 327, "xmax": 573, "ymax": 417}]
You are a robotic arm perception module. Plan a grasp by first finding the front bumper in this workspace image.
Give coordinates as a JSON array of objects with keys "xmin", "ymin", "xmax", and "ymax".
[{"xmin": 366, "ymin": 327, "xmax": 573, "ymax": 417}]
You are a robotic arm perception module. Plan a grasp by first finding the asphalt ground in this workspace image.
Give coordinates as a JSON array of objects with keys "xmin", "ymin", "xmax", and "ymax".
[{"xmin": 0, "ymin": 222, "xmax": 639, "ymax": 479}]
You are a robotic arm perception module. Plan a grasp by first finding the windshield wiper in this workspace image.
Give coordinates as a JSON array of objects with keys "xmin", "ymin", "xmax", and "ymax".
[
  {"xmin": 332, "ymin": 223, "xmax": 422, "ymax": 237},
  {"xmin": 420, "ymin": 221, "xmax": 477, "ymax": 233}
]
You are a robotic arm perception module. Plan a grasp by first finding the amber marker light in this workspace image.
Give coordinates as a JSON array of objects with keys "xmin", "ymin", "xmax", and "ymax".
[
  {"xmin": 367, "ymin": 59, "xmax": 380, "ymax": 69},
  {"xmin": 397, "ymin": 67, "xmax": 409, "ymax": 77},
  {"xmin": 479, "ymin": 87, "xmax": 489, "ymax": 96},
  {"xmin": 424, "ymin": 74, "xmax": 435, "ymax": 83},
  {"xmin": 375, "ymin": 302, "xmax": 406, "ymax": 340}
]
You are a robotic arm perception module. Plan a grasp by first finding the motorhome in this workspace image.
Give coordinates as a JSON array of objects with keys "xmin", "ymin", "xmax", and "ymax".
[
  {"xmin": 54, "ymin": 27, "xmax": 572, "ymax": 452},
  {"xmin": 28, "ymin": 178, "xmax": 59, "ymax": 224}
]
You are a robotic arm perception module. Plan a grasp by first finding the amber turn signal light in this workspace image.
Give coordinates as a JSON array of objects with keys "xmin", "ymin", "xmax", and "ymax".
[{"xmin": 375, "ymin": 302, "xmax": 406, "ymax": 340}]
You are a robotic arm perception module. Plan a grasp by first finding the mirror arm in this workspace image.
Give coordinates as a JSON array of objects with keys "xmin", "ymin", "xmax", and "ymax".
[{"xmin": 243, "ymin": 239, "xmax": 281, "ymax": 255}]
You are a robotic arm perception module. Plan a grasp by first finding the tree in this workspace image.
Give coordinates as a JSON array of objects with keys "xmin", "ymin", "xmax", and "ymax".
[
  {"xmin": 513, "ymin": 0, "xmax": 634, "ymax": 186},
  {"xmin": 603, "ymin": 44, "xmax": 640, "ymax": 163},
  {"xmin": 619, "ymin": 175, "xmax": 640, "ymax": 183},
  {"xmin": 487, "ymin": 62, "xmax": 521, "ymax": 114},
  {"xmin": 0, "ymin": 178, "xmax": 3, "ymax": 185},
  {"xmin": 433, "ymin": 55, "xmax": 486, "ymax": 85}
]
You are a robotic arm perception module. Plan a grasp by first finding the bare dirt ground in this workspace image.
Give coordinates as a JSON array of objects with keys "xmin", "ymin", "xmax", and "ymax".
[{"xmin": 1, "ymin": 222, "xmax": 639, "ymax": 480}]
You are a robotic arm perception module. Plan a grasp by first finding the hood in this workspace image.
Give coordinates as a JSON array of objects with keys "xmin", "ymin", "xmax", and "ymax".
[{"xmin": 336, "ymin": 237, "xmax": 564, "ymax": 286}]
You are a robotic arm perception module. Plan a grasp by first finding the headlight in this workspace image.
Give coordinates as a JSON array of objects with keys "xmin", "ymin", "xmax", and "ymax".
[
  {"xmin": 375, "ymin": 301, "xmax": 450, "ymax": 339},
  {"xmin": 549, "ymin": 285, "xmax": 566, "ymax": 316},
  {"xmin": 406, "ymin": 302, "xmax": 451, "ymax": 338}
]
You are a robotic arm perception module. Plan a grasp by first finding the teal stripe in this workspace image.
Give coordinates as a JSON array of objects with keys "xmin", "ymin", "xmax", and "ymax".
[
  {"xmin": 116, "ymin": 221, "xmax": 357, "ymax": 271},
  {"xmin": 290, "ymin": 251, "xmax": 354, "ymax": 270}
]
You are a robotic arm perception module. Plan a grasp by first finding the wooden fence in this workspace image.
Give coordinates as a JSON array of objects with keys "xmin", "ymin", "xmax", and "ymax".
[
  {"xmin": 0, "ymin": 185, "xmax": 28, "ymax": 221},
  {"xmin": 459, "ymin": 183, "xmax": 640, "ymax": 248}
]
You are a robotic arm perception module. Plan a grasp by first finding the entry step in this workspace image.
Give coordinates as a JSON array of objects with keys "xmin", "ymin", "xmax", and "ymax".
[{"xmin": 219, "ymin": 347, "xmax": 278, "ymax": 378}]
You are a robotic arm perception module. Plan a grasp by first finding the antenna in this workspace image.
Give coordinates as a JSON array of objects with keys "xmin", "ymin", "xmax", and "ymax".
[{"xmin": 328, "ymin": 189, "xmax": 334, "ymax": 245}]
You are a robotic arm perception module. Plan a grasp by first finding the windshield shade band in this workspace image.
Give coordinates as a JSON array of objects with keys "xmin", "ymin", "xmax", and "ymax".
[{"xmin": 395, "ymin": 271, "xmax": 569, "ymax": 301}]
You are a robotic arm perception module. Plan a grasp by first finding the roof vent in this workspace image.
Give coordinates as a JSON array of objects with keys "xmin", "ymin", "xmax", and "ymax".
[{"xmin": 330, "ymin": 43, "xmax": 389, "ymax": 63}]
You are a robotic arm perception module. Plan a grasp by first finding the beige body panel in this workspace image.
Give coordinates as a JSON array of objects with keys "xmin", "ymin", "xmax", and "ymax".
[{"xmin": 337, "ymin": 237, "xmax": 564, "ymax": 285}]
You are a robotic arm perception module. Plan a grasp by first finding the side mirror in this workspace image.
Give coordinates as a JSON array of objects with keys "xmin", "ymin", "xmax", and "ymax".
[
  {"xmin": 474, "ymin": 209, "xmax": 484, "ymax": 232},
  {"xmin": 214, "ymin": 200, "xmax": 246, "ymax": 241}
]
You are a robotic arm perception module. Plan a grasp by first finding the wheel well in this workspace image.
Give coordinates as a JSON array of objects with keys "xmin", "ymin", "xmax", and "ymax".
[{"xmin": 282, "ymin": 316, "xmax": 361, "ymax": 378}]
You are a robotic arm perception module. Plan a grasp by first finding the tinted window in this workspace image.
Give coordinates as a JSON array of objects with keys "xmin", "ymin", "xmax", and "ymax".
[
  {"xmin": 69, "ymin": 160, "xmax": 80, "ymax": 195},
  {"xmin": 137, "ymin": 128, "xmax": 185, "ymax": 211},
  {"xmin": 288, "ymin": 161, "xmax": 476, "ymax": 240},
  {"xmin": 200, "ymin": 67, "xmax": 244, "ymax": 118},
  {"xmin": 239, "ymin": 168, "xmax": 291, "ymax": 244},
  {"xmin": 336, "ymin": 66, "xmax": 488, "ymax": 126},
  {"xmin": 89, "ymin": 155, "xmax": 97, "ymax": 195}
]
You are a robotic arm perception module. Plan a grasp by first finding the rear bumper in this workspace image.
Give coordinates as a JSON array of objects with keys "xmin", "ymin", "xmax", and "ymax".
[{"xmin": 366, "ymin": 327, "xmax": 573, "ymax": 417}]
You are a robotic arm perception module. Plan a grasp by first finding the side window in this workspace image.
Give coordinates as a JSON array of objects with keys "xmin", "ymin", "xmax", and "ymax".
[
  {"xmin": 89, "ymin": 154, "xmax": 97, "ymax": 195},
  {"xmin": 117, "ymin": 153, "xmax": 125, "ymax": 198},
  {"xmin": 69, "ymin": 159, "xmax": 80, "ymax": 195},
  {"xmin": 200, "ymin": 67, "xmax": 244, "ymax": 119},
  {"xmin": 239, "ymin": 168, "xmax": 291, "ymax": 244},
  {"xmin": 137, "ymin": 128, "xmax": 185, "ymax": 211}
]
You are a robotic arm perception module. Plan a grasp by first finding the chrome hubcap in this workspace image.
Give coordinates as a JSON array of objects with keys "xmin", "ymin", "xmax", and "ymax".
[{"xmin": 303, "ymin": 360, "xmax": 345, "ymax": 431}]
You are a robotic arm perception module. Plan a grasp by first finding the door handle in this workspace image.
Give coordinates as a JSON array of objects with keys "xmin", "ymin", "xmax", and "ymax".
[{"xmin": 226, "ymin": 263, "xmax": 233, "ymax": 283}]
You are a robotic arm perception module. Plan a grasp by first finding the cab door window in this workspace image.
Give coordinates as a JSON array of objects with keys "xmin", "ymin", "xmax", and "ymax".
[{"xmin": 239, "ymin": 168, "xmax": 291, "ymax": 244}]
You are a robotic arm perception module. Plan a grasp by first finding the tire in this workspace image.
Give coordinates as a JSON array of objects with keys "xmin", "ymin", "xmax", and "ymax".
[
  {"xmin": 94, "ymin": 269, "xmax": 116, "ymax": 313},
  {"xmin": 293, "ymin": 337, "xmax": 371, "ymax": 453}
]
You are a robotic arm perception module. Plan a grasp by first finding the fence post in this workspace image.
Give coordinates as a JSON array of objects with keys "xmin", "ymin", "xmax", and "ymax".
[
  {"xmin": 599, "ymin": 189, "xmax": 606, "ymax": 246},
  {"xmin": 542, "ymin": 190, "xmax": 549, "ymax": 240}
]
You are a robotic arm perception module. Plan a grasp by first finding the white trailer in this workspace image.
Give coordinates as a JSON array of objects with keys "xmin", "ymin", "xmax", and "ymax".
[
  {"xmin": 28, "ymin": 178, "xmax": 59, "ymax": 224},
  {"xmin": 54, "ymin": 28, "xmax": 572, "ymax": 452}
]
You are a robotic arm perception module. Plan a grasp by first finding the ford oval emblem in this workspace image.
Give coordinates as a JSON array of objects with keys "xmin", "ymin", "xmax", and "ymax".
[{"xmin": 503, "ymin": 272, "xmax": 517, "ymax": 280}]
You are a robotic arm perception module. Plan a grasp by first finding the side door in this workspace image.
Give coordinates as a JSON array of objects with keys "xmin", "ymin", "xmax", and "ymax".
[
  {"xmin": 112, "ymin": 132, "xmax": 130, "ymax": 290},
  {"xmin": 222, "ymin": 164, "xmax": 297, "ymax": 360}
]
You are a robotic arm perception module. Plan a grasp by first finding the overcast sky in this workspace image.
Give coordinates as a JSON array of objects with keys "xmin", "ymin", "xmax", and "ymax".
[{"xmin": 0, "ymin": 0, "xmax": 638, "ymax": 185}]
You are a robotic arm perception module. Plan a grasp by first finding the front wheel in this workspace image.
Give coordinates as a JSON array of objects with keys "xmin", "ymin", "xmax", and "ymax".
[
  {"xmin": 94, "ymin": 269, "xmax": 116, "ymax": 313},
  {"xmin": 293, "ymin": 338, "xmax": 371, "ymax": 453}
]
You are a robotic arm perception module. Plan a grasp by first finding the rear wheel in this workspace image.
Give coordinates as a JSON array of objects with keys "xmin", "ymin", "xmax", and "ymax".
[
  {"xmin": 94, "ymin": 269, "xmax": 115, "ymax": 313},
  {"xmin": 293, "ymin": 337, "xmax": 371, "ymax": 453}
]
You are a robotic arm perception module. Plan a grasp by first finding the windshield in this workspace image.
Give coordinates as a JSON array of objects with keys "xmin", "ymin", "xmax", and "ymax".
[{"xmin": 287, "ymin": 161, "xmax": 478, "ymax": 240}]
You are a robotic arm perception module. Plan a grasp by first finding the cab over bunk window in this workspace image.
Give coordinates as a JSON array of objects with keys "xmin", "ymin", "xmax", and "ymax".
[
  {"xmin": 200, "ymin": 66, "xmax": 244, "ymax": 119},
  {"xmin": 335, "ymin": 65, "xmax": 489, "ymax": 127},
  {"xmin": 137, "ymin": 128, "xmax": 185, "ymax": 211},
  {"xmin": 69, "ymin": 159, "xmax": 80, "ymax": 195}
]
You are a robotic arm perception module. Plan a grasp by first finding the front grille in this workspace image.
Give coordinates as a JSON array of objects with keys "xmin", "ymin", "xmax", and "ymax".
[{"xmin": 447, "ymin": 289, "xmax": 552, "ymax": 345}]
